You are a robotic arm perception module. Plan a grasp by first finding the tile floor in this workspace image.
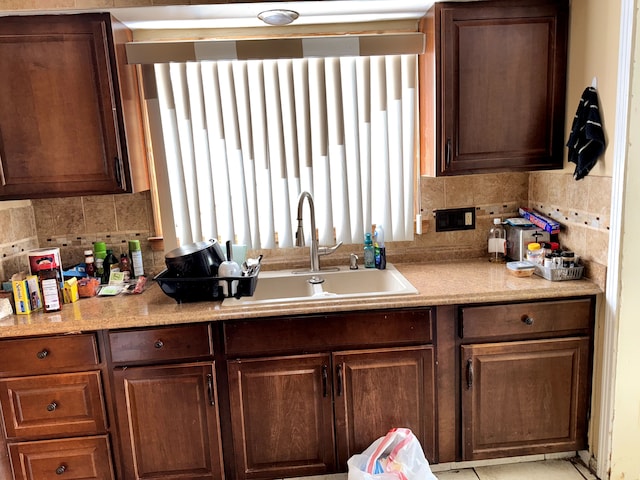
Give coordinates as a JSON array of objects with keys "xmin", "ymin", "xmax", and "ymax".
[
  {"xmin": 290, "ymin": 457, "xmax": 599, "ymax": 480},
  {"xmin": 433, "ymin": 458, "xmax": 598, "ymax": 480}
]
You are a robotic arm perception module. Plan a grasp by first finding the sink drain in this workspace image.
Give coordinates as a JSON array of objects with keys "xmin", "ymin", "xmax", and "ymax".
[{"xmin": 307, "ymin": 276, "xmax": 325, "ymax": 285}]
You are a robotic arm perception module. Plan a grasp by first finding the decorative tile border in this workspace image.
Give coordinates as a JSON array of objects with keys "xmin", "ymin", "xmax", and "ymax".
[{"xmin": 528, "ymin": 203, "xmax": 610, "ymax": 233}]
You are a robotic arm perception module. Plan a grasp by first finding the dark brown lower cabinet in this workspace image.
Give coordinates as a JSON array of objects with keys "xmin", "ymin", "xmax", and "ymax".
[
  {"xmin": 113, "ymin": 363, "xmax": 224, "ymax": 480},
  {"xmin": 227, "ymin": 354, "xmax": 336, "ymax": 480},
  {"xmin": 227, "ymin": 346, "xmax": 435, "ymax": 480},
  {"xmin": 334, "ymin": 347, "xmax": 436, "ymax": 465},
  {"xmin": 461, "ymin": 337, "xmax": 590, "ymax": 460}
]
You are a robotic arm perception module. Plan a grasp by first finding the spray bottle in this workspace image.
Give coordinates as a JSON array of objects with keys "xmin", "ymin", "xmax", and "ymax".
[{"xmin": 374, "ymin": 225, "xmax": 386, "ymax": 270}]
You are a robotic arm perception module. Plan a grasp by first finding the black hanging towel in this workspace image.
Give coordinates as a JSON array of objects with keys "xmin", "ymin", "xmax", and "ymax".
[{"xmin": 566, "ymin": 86, "xmax": 606, "ymax": 180}]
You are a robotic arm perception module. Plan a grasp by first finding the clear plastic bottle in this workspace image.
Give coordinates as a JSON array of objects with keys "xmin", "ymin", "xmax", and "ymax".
[
  {"xmin": 364, "ymin": 233, "xmax": 375, "ymax": 268},
  {"xmin": 487, "ymin": 218, "xmax": 506, "ymax": 263},
  {"xmin": 526, "ymin": 242, "xmax": 544, "ymax": 265}
]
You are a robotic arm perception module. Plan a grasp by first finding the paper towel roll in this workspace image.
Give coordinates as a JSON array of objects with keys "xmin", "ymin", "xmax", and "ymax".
[
  {"xmin": 0, "ymin": 297, "xmax": 13, "ymax": 319},
  {"xmin": 28, "ymin": 248, "xmax": 63, "ymax": 282}
]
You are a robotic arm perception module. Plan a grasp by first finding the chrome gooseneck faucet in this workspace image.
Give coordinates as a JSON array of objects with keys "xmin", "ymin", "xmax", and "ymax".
[{"xmin": 295, "ymin": 191, "xmax": 342, "ymax": 272}]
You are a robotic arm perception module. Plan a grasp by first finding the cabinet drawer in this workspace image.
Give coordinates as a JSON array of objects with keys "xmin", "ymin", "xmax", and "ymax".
[
  {"xmin": 460, "ymin": 298, "xmax": 593, "ymax": 341},
  {"xmin": 109, "ymin": 324, "xmax": 213, "ymax": 364},
  {"xmin": 9, "ymin": 435, "xmax": 114, "ymax": 480},
  {"xmin": 0, "ymin": 334, "xmax": 98, "ymax": 377},
  {"xmin": 224, "ymin": 308, "xmax": 432, "ymax": 356},
  {"xmin": 0, "ymin": 371, "xmax": 107, "ymax": 439}
]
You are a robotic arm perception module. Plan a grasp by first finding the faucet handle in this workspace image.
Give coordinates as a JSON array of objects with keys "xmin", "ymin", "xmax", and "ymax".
[{"xmin": 318, "ymin": 241, "xmax": 343, "ymax": 257}]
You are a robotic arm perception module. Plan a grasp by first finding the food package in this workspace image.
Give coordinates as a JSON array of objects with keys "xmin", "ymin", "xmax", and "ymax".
[
  {"xmin": 11, "ymin": 272, "xmax": 42, "ymax": 314},
  {"xmin": 77, "ymin": 277, "xmax": 100, "ymax": 298},
  {"xmin": 63, "ymin": 277, "xmax": 80, "ymax": 303},
  {"xmin": 518, "ymin": 207, "xmax": 560, "ymax": 234}
]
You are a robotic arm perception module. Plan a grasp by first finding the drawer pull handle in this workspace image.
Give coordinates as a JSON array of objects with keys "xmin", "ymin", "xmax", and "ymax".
[
  {"xmin": 522, "ymin": 316, "xmax": 535, "ymax": 326},
  {"xmin": 321, "ymin": 365, "xmax": 328, "ymax": 397},
  {"xmin": 466, "ymin": 359, "xmax": 474, "ymax": 389},
  {"xmin": 55, "ymin": 464, "xmax": 67, "ymax": 475},
  {"xmin": 206, "ymin": 374, "xmax": 215, "ymax": 406},
  {"xmin": 47, "ymin": 401, "xmax": 58, "ymax": 412},
  {"xmin": 154, "ymin": 340, "xmax": 164, "ymax": 349},
  {"xmin": 37, "ymin": 349, "xmax": 49, "ymax": 359},
  {"xmin": 336, "ymin": 364, "xmax": 343, "ymax": 397}
]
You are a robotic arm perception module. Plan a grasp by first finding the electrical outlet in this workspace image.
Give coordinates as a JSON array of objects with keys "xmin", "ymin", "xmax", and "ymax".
[
  {"xmin": 434, "ymin": 207, "xmax": 476, "ymax": 232},
  {"xmin": 465, "ymin": 211, "xmax": 473, "ymax": 226}
]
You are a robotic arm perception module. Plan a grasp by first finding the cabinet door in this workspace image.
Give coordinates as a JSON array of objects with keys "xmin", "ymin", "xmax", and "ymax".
[
  {"xmin": 461, "ymin": 337, "xmax": 590, "ymax": 460},
  {"xmin": 113, "ymin": 362, "xmax": 224, "ymax": 480},
  {"xmin": 227, "ymin": 354, "xmax": 336, "ymax": 480},
  {"xmin": 0, "ymin": 14, "xmax": 138, "ymax": 199},
  {"xmin": 422, "ymin": 0, "xmax": 568, "ymax": 175},
  {"xmin": 333, "ymin": 346, "xmax": 436, "ymax": 467}
]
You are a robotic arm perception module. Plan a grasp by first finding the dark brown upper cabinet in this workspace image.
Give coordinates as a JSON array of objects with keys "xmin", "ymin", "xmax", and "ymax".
[
  {"xmin": 419, "ymin": 0, "xmax": 569, "ymax": 176},
  {"xmin": 0, "ymin": 13, "xmax": 149, "ymax": 199}
]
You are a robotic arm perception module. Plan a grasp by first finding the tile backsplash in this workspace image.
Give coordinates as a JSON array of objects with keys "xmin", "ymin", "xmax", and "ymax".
[
  {"xmin": 0, "ymin": 172, "xmax": 611, "ymax": 289},
  {"xmin": 0, "ymin": 201, "xmax": 39, "ymax": 283},
  {"xmin": 0, "ymin": 192, "xmax": 157, "ymax": 282}
]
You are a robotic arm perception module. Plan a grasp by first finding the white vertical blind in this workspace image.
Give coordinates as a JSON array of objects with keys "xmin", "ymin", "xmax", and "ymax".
[{"xmin": 150, "ymin": 54, "xmax": 418, "ymax": 249}]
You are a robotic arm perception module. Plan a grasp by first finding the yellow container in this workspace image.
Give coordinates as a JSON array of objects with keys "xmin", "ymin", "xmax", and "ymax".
[{"xmin": 11, "ymin": 273, "xmax": 42, "ymax": 314}]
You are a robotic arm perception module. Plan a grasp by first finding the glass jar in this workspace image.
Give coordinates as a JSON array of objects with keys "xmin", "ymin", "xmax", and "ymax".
[
  {"xmin": 526, "ymin": 242, "xmax": 543, "ymax": 265},
  {"xmin": 561, "ymin": 251, "xmax": 575, "ymax": 268}
]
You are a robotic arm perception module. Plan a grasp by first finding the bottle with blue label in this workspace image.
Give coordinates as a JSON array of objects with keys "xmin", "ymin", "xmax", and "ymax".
[{"xmin": 364, "ymin": 233, "xmax": 375, "ymax": 268}]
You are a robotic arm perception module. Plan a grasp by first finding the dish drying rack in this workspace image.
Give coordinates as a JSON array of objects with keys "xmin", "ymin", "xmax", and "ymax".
[{"xmin": 154, "ymin": 265, "xmax": 261, "ymax": 303}]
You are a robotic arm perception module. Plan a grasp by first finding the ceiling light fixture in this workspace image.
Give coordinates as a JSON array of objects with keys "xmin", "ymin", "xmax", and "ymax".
[{"xmin": 257, "ymin": 9, "xmax": 300, "ymax": 26}]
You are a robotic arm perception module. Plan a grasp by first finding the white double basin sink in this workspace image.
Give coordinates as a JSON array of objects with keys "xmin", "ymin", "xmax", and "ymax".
[{"xmin": 223, "ymin": 263, "xmax": 418, "ymax": 306}]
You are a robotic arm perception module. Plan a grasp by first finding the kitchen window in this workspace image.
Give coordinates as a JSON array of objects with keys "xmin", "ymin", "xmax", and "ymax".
[{"xmin": 134, "ymin": 36, "xmax": 422, "ymax": 251}]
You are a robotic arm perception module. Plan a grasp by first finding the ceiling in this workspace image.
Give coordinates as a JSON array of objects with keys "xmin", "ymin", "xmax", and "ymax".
[{"xmin": 108, "ymin": 0, "xmax": 435, "ymax": 31}]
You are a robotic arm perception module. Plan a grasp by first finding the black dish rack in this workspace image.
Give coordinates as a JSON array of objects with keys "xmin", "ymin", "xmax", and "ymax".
[{"xmin": 154, "ymin": 266, "xmax": 260, "ymax": 303}]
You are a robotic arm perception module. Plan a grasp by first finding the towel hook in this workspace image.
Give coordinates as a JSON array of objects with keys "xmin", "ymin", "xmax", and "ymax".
[{"xmin": 591, "ymin": 76, "xmax": 597, "ymax": 88}]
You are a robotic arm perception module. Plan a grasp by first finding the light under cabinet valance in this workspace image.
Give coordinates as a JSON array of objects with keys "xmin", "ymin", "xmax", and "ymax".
[{"xmin": 125, "ymin": 33, "xmax": 424, "ymax": 64}]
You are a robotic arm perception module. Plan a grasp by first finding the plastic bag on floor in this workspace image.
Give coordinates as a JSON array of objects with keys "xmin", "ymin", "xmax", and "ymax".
[{"xmin": 347, "ymin": 428, "xmax": 438, "ymax": 480}]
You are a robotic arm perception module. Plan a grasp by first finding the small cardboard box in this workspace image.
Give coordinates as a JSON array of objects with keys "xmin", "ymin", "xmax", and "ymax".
[
  {"xmin": 63, "ymin": 277, "xmax": 79, "ymax": 304},
  {"xmin": 11, "ymin": 273, "xmax": 42, "ymax": 314},
  {"xmin": 518, "ymin": 207, "xmax": 561, "ymax": 234}
]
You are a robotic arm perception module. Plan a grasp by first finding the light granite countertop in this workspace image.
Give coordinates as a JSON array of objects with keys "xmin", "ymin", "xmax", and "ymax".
[{"xmin": 0, "ymin": 260, "xmax": 602, "ymax": 339}]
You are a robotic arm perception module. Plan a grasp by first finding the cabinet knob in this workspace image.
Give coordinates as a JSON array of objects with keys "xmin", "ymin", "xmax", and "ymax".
[
  {"xmin": 154, "ymin": 340, "xmax": 164, "ymax": 349},
  {"xmin": 55, "ymin": 464, "xmax": 67, "ymax": 475},
  {"xmin": 37, "ymin": 349, "xmax": 49, "ymax": 359},
  {"xmin": 47, "ymin": 401, "xmax": 58, "ymax": 412},
  {"xmin": 522, "ymin": 316, "xmax": 535, "ymax": 326}
]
